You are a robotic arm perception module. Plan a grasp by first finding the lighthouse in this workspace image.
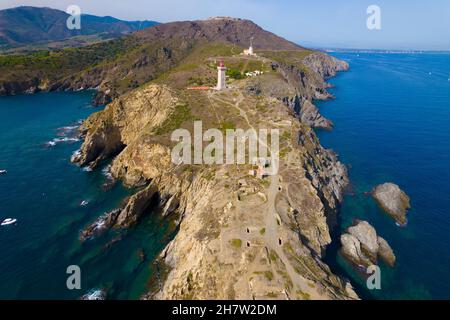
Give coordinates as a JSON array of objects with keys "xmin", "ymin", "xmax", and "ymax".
[
  {"xmin": 248, "ymin": 37, "xmax": 254, "ymax": 55},
  {"xmin": 216, "ymin": 59, "xmax": 227, "ymax": 90},
  {"xmin": 243, "ymin": 37, "xmax": 256, "ymax": 56}
]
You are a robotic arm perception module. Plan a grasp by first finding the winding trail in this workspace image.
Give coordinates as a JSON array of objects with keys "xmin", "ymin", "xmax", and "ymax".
[{"xmin": 207, "ymin": 89, "xmax": 321, "ymax": 299}]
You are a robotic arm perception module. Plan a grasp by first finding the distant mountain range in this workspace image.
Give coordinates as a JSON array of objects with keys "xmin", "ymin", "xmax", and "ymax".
[{"xmin": 0, "ymin": 6, "xmax": 158, "ymax": 48}]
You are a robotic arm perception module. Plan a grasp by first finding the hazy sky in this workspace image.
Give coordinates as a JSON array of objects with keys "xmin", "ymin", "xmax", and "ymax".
[{"xmin": 1, "ymin": 0, "xmax": 450, "ymax": 50}]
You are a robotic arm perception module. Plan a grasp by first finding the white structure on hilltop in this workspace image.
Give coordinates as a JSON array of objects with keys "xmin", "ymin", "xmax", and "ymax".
[
  {"xmin": 243, "ymin": 37, "xmax": 256, "ymax": 56},
  {"xmin": 245, "ymin": 70, "xmax": 264, "ymax": 77},
  {"xmin": 216, "ymin": 59, "xmax": 227, "ymax": 90}
]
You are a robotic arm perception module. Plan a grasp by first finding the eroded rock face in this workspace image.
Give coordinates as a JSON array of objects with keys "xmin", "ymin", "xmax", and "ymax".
[
  {"xmin": 372, "ymin": 183, "xmax": 411, "ymax": 226},
  {"xmin": 299, "ymin": 100, "xmax": 333, "ymax": 130},
  {"xmin": 377, "ymin": 237, "xmax": 396, "ymax": 267},
  {"xmin": 347, "ymin": 221, "xmax": 379, "ymax": 261},
  {"xmin": 340, "ymin": 220, "xmax": 396, "ymax": 268},
  {"xmin": 72, "ymin": 84, "xmax": 178, "ymax": 169},
  {"xmin": 302, "ymin": 53, "xmax": 349, "ymax": 79}
]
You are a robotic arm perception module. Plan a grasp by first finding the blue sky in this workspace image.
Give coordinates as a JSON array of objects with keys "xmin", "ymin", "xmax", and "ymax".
[{"xmin": 2, "ymin": 0, "xmax": 450, "ymax": 50}]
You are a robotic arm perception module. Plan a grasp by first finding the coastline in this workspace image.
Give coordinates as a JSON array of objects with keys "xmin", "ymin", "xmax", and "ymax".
[
  {"xmin": 1, "ymin": 17, "xmax": 361, "ymax": 300},
  {"xmin": 70, "ymin": 50, "xmax": 357, "ymax": 299}
]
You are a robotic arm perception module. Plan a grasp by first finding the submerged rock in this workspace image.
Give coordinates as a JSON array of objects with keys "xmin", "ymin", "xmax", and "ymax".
[
  {"xmin": 79, "ymin": 209, "xmax": 121, "ymax": 241},
  {"xmin": 340, "ymin": 220, "xmax": 396, "ymax": 268},
  {"xmin": 372, "ymin": 183, "xmax": 411, "ymax": 226}
]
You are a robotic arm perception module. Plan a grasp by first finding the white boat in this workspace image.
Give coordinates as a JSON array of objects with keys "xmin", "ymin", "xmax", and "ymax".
[
  {"xmin": 80, "ymin": 200, "xmax": 89, "ymax": 207},
  {"xmin": 1, "ymin": 218, "xmax": 17, "ymax": 226},
  {"xmin": 0, "ymin": 170, "xmax": 7, "ymax": 175}
]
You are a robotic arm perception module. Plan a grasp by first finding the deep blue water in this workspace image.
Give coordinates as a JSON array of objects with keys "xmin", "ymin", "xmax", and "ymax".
[
  {"xmin": 0, "ymin": 92, "xmax": 173, "ymax": 299},
  {"xmin": 318, "ymin": 52, "xmax": 450, "ymax": 299}
]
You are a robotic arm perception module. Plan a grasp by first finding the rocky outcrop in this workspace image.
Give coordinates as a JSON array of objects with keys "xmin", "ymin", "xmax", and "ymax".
[
  {"xmin": 72, "ymin": 84, "xmax": 179, "ymax": 169},
  {"xmin": 299, "ymin": 100, "xmax": 333, "ymax": 130},
  {"xmin": 251, "ymin": 51, "xmax": 344, "ymax": 132},
  {"xmin": 377, "ymin": 236, "xmax": 396, "ymax": 267},
  {"xmin": 302, "ymin": 52, "xmax": 349, "ymax": 79},
  {"xmin": 340, "ymin": 220, "xmax": 396, "ymax": 268},
  {"xmin": 372, "ymin": 183, "xmax": 411, "ymax": 226}
]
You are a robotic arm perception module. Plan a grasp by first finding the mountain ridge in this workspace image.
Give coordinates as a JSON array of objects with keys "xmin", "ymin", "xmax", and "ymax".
[
  {"xmin": 0, "ymin": 15, "xmax": 312, "ymax": 104},
  {"xmin": 0, "ymin": 6, "xmax": 158, "ymax": 47}
]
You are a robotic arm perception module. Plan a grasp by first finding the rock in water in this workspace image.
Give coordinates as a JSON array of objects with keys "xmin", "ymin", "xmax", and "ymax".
[
  {"xmin": 80, "ymin": 289, "xmax": 107, "ymax": 300},
  {"xmin": 372, "ymin": 183, "xmax": 411, "ymax": 226},
  {"xmin": 377, "ymin": 236, "xmax": 396, "ymax": 267},
  {"xmin": 347, "ymin": 220, "xmax": 379, "ymax": 262},
  {"xmin": 340, "ymin": 220, "xmax": 396, "ymax": 268}
]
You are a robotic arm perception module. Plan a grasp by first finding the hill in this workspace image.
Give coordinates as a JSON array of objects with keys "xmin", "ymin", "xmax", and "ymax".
[
  {"xmin": 0, "ymin": 6, "xmax": 158, "ymax": 48},
  {"xmin": 0, "ymin": 17, "xmax": 312, "ymax": 104}
]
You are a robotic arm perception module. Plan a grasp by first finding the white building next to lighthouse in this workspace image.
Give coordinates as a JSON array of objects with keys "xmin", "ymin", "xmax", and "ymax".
[{"xmin": 216, "ymin": 59, "xmax": 227, "ymax": 90}]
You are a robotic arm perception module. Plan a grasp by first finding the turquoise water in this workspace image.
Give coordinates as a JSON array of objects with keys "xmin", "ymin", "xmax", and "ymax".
[
  {"xmin": 0, "ymin": 92, "xmax": 173, "ymax": 299},
  {"xmin": 318, "ymin": 52, "xmax": 450, "ymax": 299}
]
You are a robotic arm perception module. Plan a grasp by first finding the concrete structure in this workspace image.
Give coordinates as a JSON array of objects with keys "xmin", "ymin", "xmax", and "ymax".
[
  {"xmin": 245, "ymin": 70, "xmax": 264, "ymax": 77},
  {"xmin": 216, "ymin": 59, "xmax": 227, "ymax": 90}
]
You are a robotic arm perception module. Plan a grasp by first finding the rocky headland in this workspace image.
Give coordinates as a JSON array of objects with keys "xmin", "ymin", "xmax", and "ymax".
[{"xmin": 3, "ymin": 17, "xmax": 358, "ymax": 299}]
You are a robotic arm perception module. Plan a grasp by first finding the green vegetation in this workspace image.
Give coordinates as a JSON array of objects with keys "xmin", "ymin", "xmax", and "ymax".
[
  {"xmin": 0, "ymin": 37, "xmax": 136, "ymax": 70},
  {"xmin": 259, "ymin": 228, "xmax": 266, "ymax": 235},
  {"xmin": 217, "ymin": 121, "xmax": 236, "ymax": 132},
  {"xmin": 297, "ymin": 290, "xmax": 311, "ymax": 300},
  {"xmin": 230, "ymin": 238, "xmax": 242, "ymax": 248},
  {"xmin": 203, "ymin": 170, "xmax": 216, "ymax": 181},
  {"xmin": 154, "ymin": 103, "xmax": 192, "ymax": 135},
  {"xmin": 269, "ymin": 250, "xmax": 278, "ymax": 262},
  {"xmin": 259, "ymin": 50, "xmax": 313, "ymax": 73},
  {"xmin": 264, "ymin": 271, "xmax": 274, "ymax": 281},
  {"xmin": 226, "ymin": 68, "xmax": 244, "ymax": 80},
  {"xmin": 279, "ymin": 147, "xmax": 292, "ymax": 159}
]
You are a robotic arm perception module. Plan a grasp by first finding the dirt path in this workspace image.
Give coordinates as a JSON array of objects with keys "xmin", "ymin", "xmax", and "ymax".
[{"xmin": 208, "ymin": 90, "xmax": 324, "ymax": 299}]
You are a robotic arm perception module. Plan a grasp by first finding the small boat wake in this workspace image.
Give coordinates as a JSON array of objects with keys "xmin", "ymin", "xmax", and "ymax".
[
  {"xmin": 102, "ymin": 165, "xmax": 114, "ymax": 181},
  {"xmin": 45, "ymin": 137, "xmax": 80, "ymax": 147},
  {"xmin": 1, "ymin": 218, "xmax": 17, "ymax": 226},
  {"xmin": 80, "ymin": 200, "xmax": 89, "ymax": 207},
  {"xmin": 45, "ymin": 120, "xmax": 83, "ymax": 148}
]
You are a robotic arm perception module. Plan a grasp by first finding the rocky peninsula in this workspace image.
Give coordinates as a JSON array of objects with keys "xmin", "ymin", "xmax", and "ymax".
[{"xmin": 3, "ymin": 17, "xmax": 357, "ymax": 299}]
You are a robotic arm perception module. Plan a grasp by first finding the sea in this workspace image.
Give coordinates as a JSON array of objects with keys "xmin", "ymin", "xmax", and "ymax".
[
  {"xmin": 0, "ymin": 91, "xmax": 174, "ymax": 299},
  {"xmin": 318, "ymin": 51, "xmax": 450, "ymax": 299}
]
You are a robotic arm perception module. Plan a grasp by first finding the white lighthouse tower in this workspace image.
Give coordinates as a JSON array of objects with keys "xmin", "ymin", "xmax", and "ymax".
[
  {"xmin": 216, "ymin": 59, "xmax": 227, "ymax": 90},
  {"xmin": 243, "ymin": 37, "xmax": 256, "ymax": 56},
  {"xmin": 248, "ymin": 37, "xmax": 254, "ymax": 55}
]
